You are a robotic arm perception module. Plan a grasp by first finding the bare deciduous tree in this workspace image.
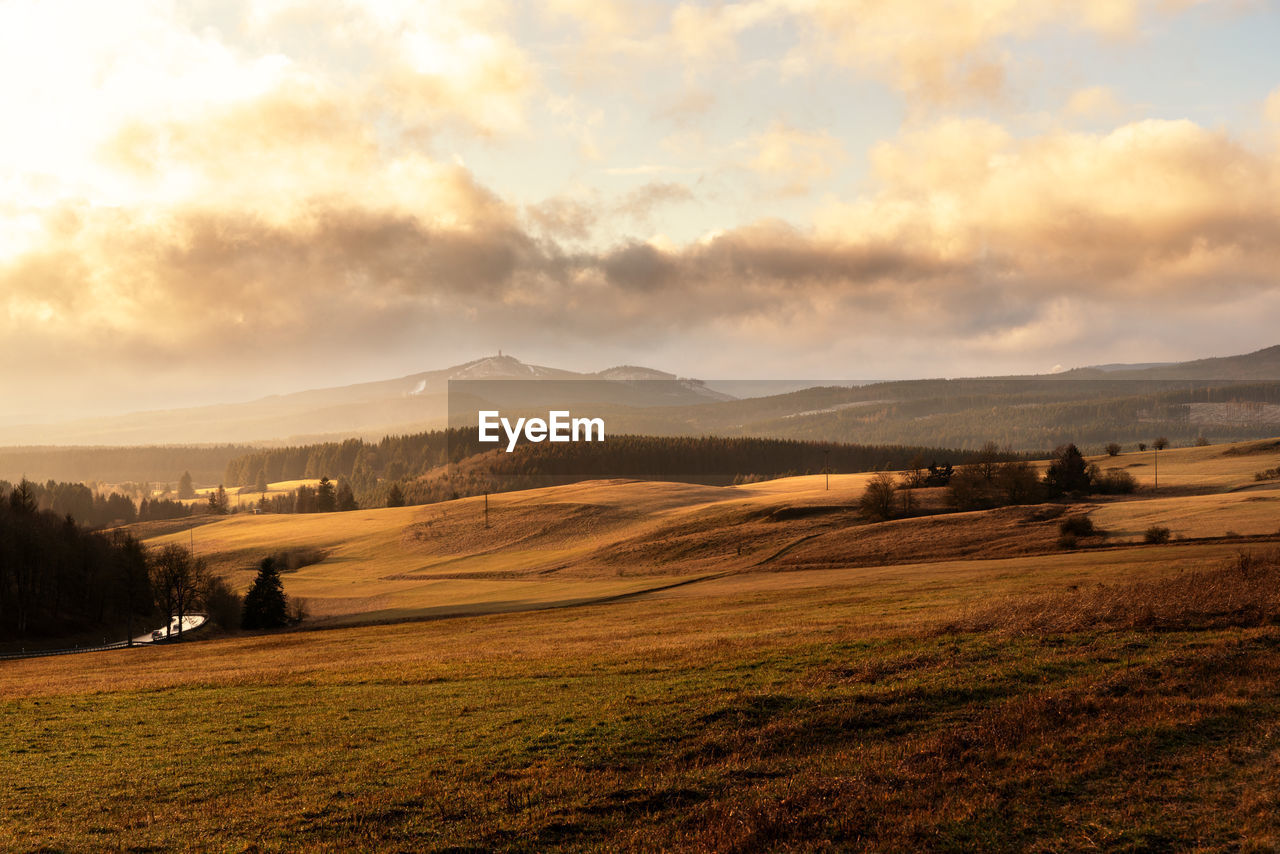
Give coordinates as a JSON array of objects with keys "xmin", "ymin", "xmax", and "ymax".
[
  {"xmin": 859, "ymin": 472, "xmax": 898, "ymax": 522},
  {"xmin": 150, "ymin": 544, "xmax": 208, "ymax": 638}
]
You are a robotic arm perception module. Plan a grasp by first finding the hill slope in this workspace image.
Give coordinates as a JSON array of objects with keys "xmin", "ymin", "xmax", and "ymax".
[{"xmin": 139, "ymin": 436, "xmax": 1280, "ymax": 624}]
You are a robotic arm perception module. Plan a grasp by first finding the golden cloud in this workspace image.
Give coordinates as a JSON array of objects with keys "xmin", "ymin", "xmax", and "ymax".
[
  {"xmin": 5, "ymin": 114, "xmax": 1280, "ymax": 379},
  {"xmin": 748, "ymin": 122, "xmax": 847, "ymax": 196},
  {"xmin": 0, "ymin": 0, "xmax": 1270, "ymax": 409}
]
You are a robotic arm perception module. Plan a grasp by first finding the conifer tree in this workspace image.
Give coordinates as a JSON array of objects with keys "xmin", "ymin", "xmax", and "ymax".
[
  {"xmin": 335, "ymin": 480, "xmax": 357, "ymax": 511},
  {"xmin": 207, "ymin": 485, "xmax": 229, "ymax": 515},
  {"xmin": 1043, "ymin": 444, "xmax": 1091, "ymax": 496},
  {"xmin": 241, "ymin": 556, "xmax": 288, "ymax": 630},
  {"xmin": 316, "ymin": 476, "xmax": 336, "ymax": 513}
]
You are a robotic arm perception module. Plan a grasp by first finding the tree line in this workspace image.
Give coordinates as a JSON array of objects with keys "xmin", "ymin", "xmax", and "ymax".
[
  {"xmin": 222, "ymin": 430, "xmax": 1021, "ymax": 510},
  {"xmin": 0, "ymin": 480, "xmax": 299, "ymax": 643},
  {"xmin": 858, "ymin": 442, "xmax": 1140, "ymax": 522},
  {"xmin": 0, "ymin": 479, "xmax": 192, "ymax": 529},
  {"xmin": 253, "ymin": 476, "xmax": 359, "ymax": 514},
  {"xmin": 0, "ymin": 480, "xmax": 152, "ymax": 639}
]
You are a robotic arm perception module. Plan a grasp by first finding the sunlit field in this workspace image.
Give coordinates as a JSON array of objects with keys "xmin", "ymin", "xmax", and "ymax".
[
  {"xmin": 131, "ymin": 440, "xmax": 1280, "ymax": 624},
  {"xmin": 5, "ymin": 438, "xmax": 1280, "ymax": 850},
  {"xmin": 188, "ymin": 479, "xmax": 324, "ymax": 510}
]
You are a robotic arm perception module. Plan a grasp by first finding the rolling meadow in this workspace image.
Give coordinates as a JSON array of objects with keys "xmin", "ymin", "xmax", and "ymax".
[{"xmin": 5, "ymin": 439, "xmax": 1280, "ymax": 850}]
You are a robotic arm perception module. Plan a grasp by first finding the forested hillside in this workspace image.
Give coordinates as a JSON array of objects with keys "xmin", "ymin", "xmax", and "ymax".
[
  {"xmin": 577, "ymin": 379, "xmax": 1277, "ymax": 451},
  {"xmin": 0, "ymin": 482, "xmax": 152, "ymax": 641},
  {"xmin": 223, "ymin": 431, "xmax": 1003, "ymax": 508},
  {"xmin": 0, "ymin": 480, "xmax": 192, "ymax": 529}
]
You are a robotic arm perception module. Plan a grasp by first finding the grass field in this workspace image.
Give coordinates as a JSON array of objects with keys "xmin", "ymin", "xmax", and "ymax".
[
  {"xmin": 134, "ymin": 439, "xmax": 1280, "ymax": 624},
  {"xmin": 5, "ymin": 438, "xmax": 1280, "ymax": 850},
  {"xmin": 6, "ymin": 561, "xmax": 1280, "ymax": 851},
  {"xmin": 185, "ymin": 479, "xmax": 323, "ymax": 510}
]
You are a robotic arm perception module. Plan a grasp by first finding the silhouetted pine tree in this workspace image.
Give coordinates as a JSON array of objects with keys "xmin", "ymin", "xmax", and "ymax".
[
  {"xmin": 316, "ymin": 477, "xmax": 336, "ymax": 513},
  {"xmin": 241, "ymin": 557, "xmax": 288, "ymax": 630}
]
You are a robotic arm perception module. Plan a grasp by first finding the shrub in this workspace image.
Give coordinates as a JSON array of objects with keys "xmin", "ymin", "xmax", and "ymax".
[
  {"xmin": 947, "ymin": 464, "xmax": 999, "ymax": 511},
  {"xmin": 858, "ymin": 472, "xmax": 898, "ymax": 522},
  {"xmin": 1144, "ymin": 525, "xmax": 1172, "ymax": 544},
  {"xmin": 924, "ymin": 462, "xmax": 953, "ymax": 486},
  {"xmin": 995, "ymin": 460, "xmax": 1043, "ymax": 505},
  {"xmin": 270, "ymin": 547, "xmax": 328, "ymax": 573},
  {"xmin": 1094, "ymin": 468, "xmax": 1137, "ymax": 495},
  {"xmin": 1044, "ymin": 444, "xmax": 1091, "ymax": 496},
  {"xmin": 947, "ymin": 458, "xmax": 1042, "ymax": 511},
  {"xmin": 287, "ymin": 597, "xmax": 310, "ymax": 625},
  {"xmin": 1059, "ymin": 516, "xmax": 1096, "ymax": 537},
  {"xmin": 201, "ymin": 575, "xmax": 243, "ymax": 631},
  {"xmin": 1105, "ymin": 443, "xmax": 1122, "ymax": 457}
]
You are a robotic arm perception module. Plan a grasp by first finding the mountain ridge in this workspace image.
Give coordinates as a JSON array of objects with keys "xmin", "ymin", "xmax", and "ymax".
[
  {"xmin": 7, "ymin": 345, "xmax": 1280, "ymax": 447},
  {"xmin": 4, "ymin": 354, "xmax": 723, "ymax": 446}
]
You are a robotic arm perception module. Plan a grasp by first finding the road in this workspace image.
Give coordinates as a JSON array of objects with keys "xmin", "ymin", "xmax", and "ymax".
[
  {"xmin": 132, "ymin": 614, "xmax": 208, "ymax": 644},
  {"xmin": 0, "ymin": 614, "xmax": 210, "ymax": 661}
]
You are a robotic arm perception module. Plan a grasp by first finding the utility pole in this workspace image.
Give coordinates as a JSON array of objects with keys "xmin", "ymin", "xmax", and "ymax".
[
  {"xmin": 1154, "ymin": 445, "xmax": 1158, "ymax": 492},
  {"xmin": 824, "ymin": 449, "xmax": 830, "ymax": 491},
  {"xmin": 484, "ymin": 491, "xmax": 490, "ymax": 528}
]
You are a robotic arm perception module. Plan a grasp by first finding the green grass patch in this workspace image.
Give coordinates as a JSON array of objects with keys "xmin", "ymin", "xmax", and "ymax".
[{"xmin": 5, "ymin": 617, "xmax": 1280, "ymax": 851}]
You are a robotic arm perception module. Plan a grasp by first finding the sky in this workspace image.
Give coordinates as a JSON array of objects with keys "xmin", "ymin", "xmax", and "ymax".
[{"xmin": 3, "ymin": 0, "xmax": 1280, "ymax": 420}]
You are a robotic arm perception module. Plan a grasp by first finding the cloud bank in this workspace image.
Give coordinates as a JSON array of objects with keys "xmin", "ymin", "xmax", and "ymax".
[{"xmin": 0, "ymin": 0, "xmax": 1275, "ymax": 415}]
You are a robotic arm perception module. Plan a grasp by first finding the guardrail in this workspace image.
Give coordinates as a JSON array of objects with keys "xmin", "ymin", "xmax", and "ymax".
[
  {"xmin": 0, "ymin": 640, "xmax": 142, "ymax": 661},
  {"xmin": 0, "ymin": 616, "xmax": 209, "ymax": 661}
]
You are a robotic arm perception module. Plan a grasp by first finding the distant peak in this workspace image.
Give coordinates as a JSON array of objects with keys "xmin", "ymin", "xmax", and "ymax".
[
  {"xmin": 448, "ymin": 354, "xmax": 557, "ymax": 379},
  {"xmin": 595, "ymin": 365, "xmax": 676, "ymax": 381}
]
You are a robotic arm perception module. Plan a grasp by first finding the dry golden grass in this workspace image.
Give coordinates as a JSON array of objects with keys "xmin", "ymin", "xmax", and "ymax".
[
  {"xmin": 1090, "ymin": 488, "xmax": 1280, "ymax": 540},
  {"xmin": 182, "ymin": 478, "xmax": 322, "ymax": 508},
  {"xmin": 12, "ymin": 440, "xmax": 1280, "ymax": 850},
  {"xmin": 1088, "ymin": 438, "xmax": 1280, "ymax": 491},
  {"xmin": 2, "ymin": 433, "xmax": 1252, "ymax": 853},
  {"xmin": 136, "ymin": 477, "xmax": 888, "ymax": 621},
  {"xmin": 950, "ymin": 548, "xmax": 1280, "ymax": 634},
  {"xmin": 6, "ymin": 546, "xmax": 1280, "ymax": 851},
  {"xmin": 117, "ymin": 438, "xmax": 1280, "ymax": 628}
]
